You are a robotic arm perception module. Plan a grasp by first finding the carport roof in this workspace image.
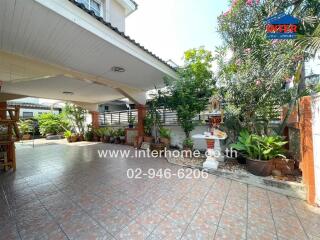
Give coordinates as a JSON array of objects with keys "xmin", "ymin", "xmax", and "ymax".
[{"xmin": 69, "ymin": 0, "xmax": 176, "ymax": 71}]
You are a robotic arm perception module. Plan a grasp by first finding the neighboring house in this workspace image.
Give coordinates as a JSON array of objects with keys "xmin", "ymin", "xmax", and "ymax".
[
  {"xmin": 99, "ymin": 100, "xmax": 132, "ymax": 112},
  {"xmin": 75, "ymin": 0, "xmax": 137, "ymax": 32},
  {"xmin": 8, "ymin": 98, "xmax": 61, "ymax": 119},
  {"xmin": 304, "ymin": 53, "xmax": 320, "ymax": 87}
]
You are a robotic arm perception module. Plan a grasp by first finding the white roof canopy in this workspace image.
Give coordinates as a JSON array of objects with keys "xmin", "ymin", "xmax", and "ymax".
[{"xmin": 0, "ymin": 0, "xmax": 177, "ymax": 110}]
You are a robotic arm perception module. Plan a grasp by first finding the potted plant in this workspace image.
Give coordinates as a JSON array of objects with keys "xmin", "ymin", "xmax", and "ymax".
[
  {"xmin": 78, "ymin": 133, "xmax": 84, "ymax": 141},
  {"xmin": 84, "ymin": 130, "xmax": 94, "ymax": 141},
  {"xmin": 183, "ymin": 138, "xmax": 194, "ymax": 150},
  {"xmin": 118, "ymin": 128, "xmax": 126, "ymax": 144},
  {"xmin": 114, "ymin": 129, "xmax": 121, "ymax": 144},
  {"xmin": 143, "ymin": 113, "xmax": 154, "ymax": 143},
  {"xmin": 128, "ymin": 116, "xmax": 135, "ymax": 129},
  {"xmin": 94, "ymin": 128, "xmax": 104, "ymax": 142},
  {"xmin": 230, "ymin": 131, "xmax": 287, "ymax": 176},
  {"xmin": 159, "ymin": 127, "xmax": 171, "ymax": 147},
  {"xmin": 109, "ymin": 129, "xmax": 115, "ymax": 143},
  {"xmin": 99, "ymin": 128, "xmax": 109, "ymax": 143},
  {"xmin": 64, "ymin": 130, "xmax": 72, "ymax": 143},
  {"xmin": 70, "ymin": 133, "xmax": 78, "ymax": 142},
  {"xmin": 182, "ymin": 138, "xmax": 194, "ymax": 158},
  {"xmin": 18, "ymin": 119, "xmax": 34, "ymax": 140}
]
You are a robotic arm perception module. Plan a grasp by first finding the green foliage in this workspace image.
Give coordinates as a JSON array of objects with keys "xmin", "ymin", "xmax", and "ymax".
[
  {"xmin": 159, "ymin": 127, "xmax": 171, "ymax": 139},
  {"xmin": 63, "ymin": 103, "xmax": 87, "ymax": 134},
  {"xmin": 158, "ymin": 47, "xmax": 215, "ymax": 138},
  {"xmin": 64, "ymin": 130, "xmax": 72, "ymax": 138},
  {"xmin": 117, "ymin": 128, "xmax": 125, "ymax": 137},
  {"xmin": 94, "ymin": 127, "xmax": 111, "ymax": 137},
  {"xmin": 230, "ymin": 130, "xmax": 287, "ymax": 161},
  {"xmin": 145, "ymin": 100, "xmax": 162, "ymax": 142},
  {"xmin": 36, "ymin": 113, "xmax": 69, "ymax": 136},
  {"xmin": 18, "ymin": 119, "xmax": 34, "ymax": 135},
  {"xmin": 109, "ymin": 128, "xmax": 117, "ymax": 137},
  {"xmin": 128, "ymin": 116, "xmax": 136, "ymax": 125},
  {"xmin": 215, "ymin": 0, "xmax": 316, "ymax": 136},
  {"xmin": 183, "ymin": 138, "xmax": 194, "ymax": 149},
  {"xmin": 144, "ymin": 113, "xmax": 153, "ymax": 136},
  {"xmin": 84, "ymin": 131, "xmax": 94, "ymax": 141}
]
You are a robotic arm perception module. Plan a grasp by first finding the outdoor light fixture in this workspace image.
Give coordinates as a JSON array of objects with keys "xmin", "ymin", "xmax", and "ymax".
[
  {"xmin": 111, "ymin": 66, "xmax": 126, "ymax": 73},
  {"xmin": 62, "ymin": 91, "xmax": 74, "ymax": 95}
]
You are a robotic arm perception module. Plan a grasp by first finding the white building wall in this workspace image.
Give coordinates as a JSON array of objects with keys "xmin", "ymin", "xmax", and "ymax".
[
  {"xmin": 165, "ymin": 125, "xmax": 209, "ymax": 150},
  {"xmin": 109, "ymin": 0, "xmax": 126, "ymax": 32},
  {"xmin": 20, "ymin": 108, "xmax": 59, "ymax": 118}
]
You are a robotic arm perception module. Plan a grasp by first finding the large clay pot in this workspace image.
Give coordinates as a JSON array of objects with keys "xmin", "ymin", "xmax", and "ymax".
[
  {"xmin": 71, "ymin": 135, "xmax": 78, "ymax": 143},
  {"xmin": 150, "ymin": 143, "xmax": 166, "ymax": 153},
  {"xmin": 160, "ymin": 137, "xmax": 170, "ymax": 147},
  {"xmin": 236, "ymin": 153, "xmax": 247, "ymax": 165},
  {"xmin": 78, "ymin": 134, "xmax": 84, "ymax": 142},
  {"xmin": 144, "ymin": 136, "xmax": 154, "ymax": 143},
  {"xmin": 22, "ymin": 134, "xmax": 32, "ymax": 140},
  {"xmin": 103, "ymin": 136, "xmax": 110, "ymax": 143},
  {"xmin": 246, "ymin": 158, "xmax": 274, "ymax": 176}
]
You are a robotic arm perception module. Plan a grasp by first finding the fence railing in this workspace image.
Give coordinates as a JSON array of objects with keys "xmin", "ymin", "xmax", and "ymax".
[
  {"xmin": 99, "ymin": 110, "xmax": 138, "ymax": 126},
  {"xmin": 99, "ymin": 108, "xmax": 282, "ymax": 127},
  {"xmin": 99, "ymin": 109, "xmax": 203, "ymax": 126}
]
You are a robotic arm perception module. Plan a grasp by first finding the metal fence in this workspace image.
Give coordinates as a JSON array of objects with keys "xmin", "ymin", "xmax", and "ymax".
[
  {"xmin": 99, "ymin": 108, "xmax": 282, "ymax": 127},
  {"xmin": 99, "ymin": 109, "xmax": 204, "ymax": 126}
]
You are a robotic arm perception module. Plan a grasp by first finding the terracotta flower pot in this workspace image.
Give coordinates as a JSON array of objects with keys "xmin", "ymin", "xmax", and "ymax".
[
  {"xmin": 22, "ymin": 134, "xmax": 32, "ymax": 140},
  {"xmin": 71, "ymin": 135, "xmax": 78, "ymax": 142},
  {"xmin": 103, "ymin": 136, "xmax": 110, "ymax": 143},
  {"xmin": 160, "ymin": 137, "xmax": 170, "ymax": 146},
  {"xmin": 93, "ymin": 134, "xmax": 100, "ymax": 142},
  {"xmin": 114, "ymin": 137, "xmax": 121, "ymax": 144},
  {"xmin": 246, "ymin": 158, "xmax": 274, "ymax": 176},
  {"xmin": 78, "ymin": 134, "xmax": 84, "ymax": 141},
  {"xmin": 144, "ymin": 136, "xmax": 154, "ymax": 143},
  {"xmin": 236, "ymin": 153, "xmax": 247, "ymax": 165},
  {"xmin": 151, "ymin": 143, "xmax": 165, "ymax": 151}
]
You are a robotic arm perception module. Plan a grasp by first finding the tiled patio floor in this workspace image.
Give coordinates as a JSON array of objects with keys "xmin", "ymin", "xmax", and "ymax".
[{"xmin": 1, "ymin": 142, "xmax": 320, "ymax": 240}]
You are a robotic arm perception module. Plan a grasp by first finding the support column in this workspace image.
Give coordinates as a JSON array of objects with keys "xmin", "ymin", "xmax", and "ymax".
[
  {"xmin": 0, "ymin": 102, "xmax": 7, "ymax": 119},
  {"xmin": 299, "ymin": 97, "xmax": 315, "ymax": 205},
  {"xmin": 91, "ymin": 111, "xmax": 100, "ymax": 129},
  {"xmin": 137, "ymin": 104, "xmax": 146, "ymax": 137}
]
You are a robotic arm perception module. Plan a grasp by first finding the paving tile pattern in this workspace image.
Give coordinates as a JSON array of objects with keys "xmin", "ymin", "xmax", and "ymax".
[{"xmin": 0, "ymin": 143, "xmax": 319, "ymax": 240}]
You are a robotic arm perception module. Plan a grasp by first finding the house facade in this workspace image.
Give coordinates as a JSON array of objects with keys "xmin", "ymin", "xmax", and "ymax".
[{"xmin": 75, "ymin": 0, "xmax": 137, "ymax": 32}]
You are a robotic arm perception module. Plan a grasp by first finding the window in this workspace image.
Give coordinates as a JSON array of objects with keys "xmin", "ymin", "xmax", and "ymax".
[
  {"xmin": 22, "ymin": 112, "xmax": 33, "ymax": 119},
  {"xmin": 76, "ymin": 0, "xmax": 102, "ymax": 17}
]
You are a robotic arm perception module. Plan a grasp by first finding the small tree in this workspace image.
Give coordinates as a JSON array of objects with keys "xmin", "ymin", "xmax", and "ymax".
[
  {"xmin": 158, "ymin": 48, "xmax": 215, "ymax": 139},
  {"xmin": 63, "ymin": 103, "xmax": 87, "ymax": 134}
]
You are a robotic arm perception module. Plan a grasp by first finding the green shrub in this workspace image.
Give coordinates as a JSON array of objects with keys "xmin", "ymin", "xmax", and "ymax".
[
  {"xmin": 183, "ymin": 138, "xmax": 194, "ymax": 149},
  {"xmin": 159, "ymin": 127, "xmax": 171, "ymax": 139},
  {"xmin": 18, "ymin": 119, "xmax": 34, "ymax": 135},
  {"xmin": 117, "ymin": 128, "xmax": 125, "ymax": 137},
  {"xmin": 64, "ymin": 130, "xmax": 72, "ymax": 138},
  {"xmin": 230, "ymin": 130, "xmax": 287, "ymax": 161},
  {"xmin": 36, "ymin": 113, "xmax": 69, "ymax": 136},
  {"xmin": 84, "ymin": 131, "xmax": 94, "ymax": 141}
]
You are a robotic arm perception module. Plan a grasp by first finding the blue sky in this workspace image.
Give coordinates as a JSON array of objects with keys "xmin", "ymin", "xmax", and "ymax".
[{"xmin": 126, "ymin": 0, "xmax": 229, "ymax": 65}]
